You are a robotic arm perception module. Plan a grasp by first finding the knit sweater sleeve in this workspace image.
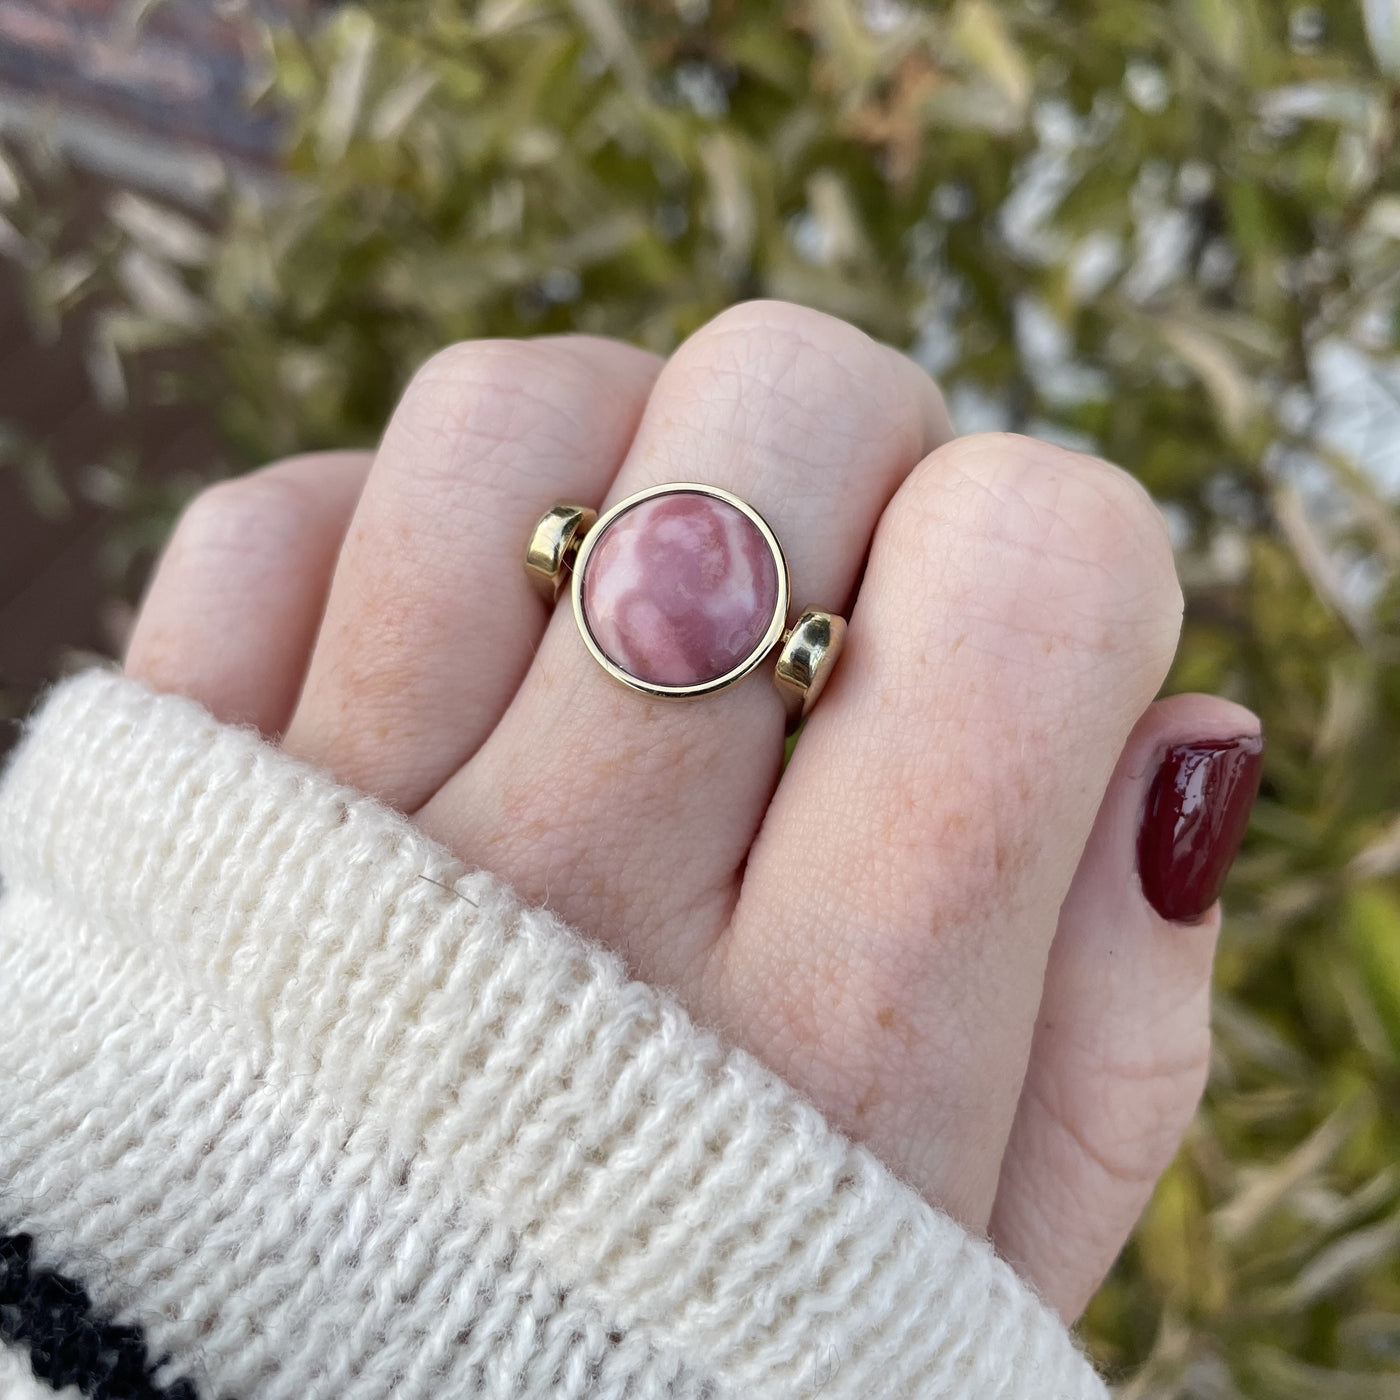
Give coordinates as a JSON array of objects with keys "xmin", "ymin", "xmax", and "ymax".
[{"xmin": 0, "ymin": 669, "xmax": 1109, "ymax": 1400}]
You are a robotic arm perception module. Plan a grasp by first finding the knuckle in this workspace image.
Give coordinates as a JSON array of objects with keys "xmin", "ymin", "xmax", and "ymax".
[
  {"xmin": 407, "ymin": 337, "xmax": 542, "ymax": 397},
  {"xmin": 892, "ymin": 432, "xmax": 1183, "ymax": 663},
  {"xmin": 171, "ymin": 467, "xmax": 313, "ymax": 560},
  {"xmin": 395, "ymin": 339, "xmax": 590, "ymax": 471},
  {"xmin": 688, "ymin": 299, "xmax": 879, "ymax": 387},
  {"xmin": 693, "ymin": 297, "xmax": 874, "ymax": 351},
  {"xmin": 673, "ymin": 300, "xmax": 929, "ymax": 465}
]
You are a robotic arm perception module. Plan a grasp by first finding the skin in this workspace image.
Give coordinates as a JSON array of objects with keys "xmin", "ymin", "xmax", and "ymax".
[{"xmin": 125, "ymin": 300, "xmax": 1261, "ymax": 1323}]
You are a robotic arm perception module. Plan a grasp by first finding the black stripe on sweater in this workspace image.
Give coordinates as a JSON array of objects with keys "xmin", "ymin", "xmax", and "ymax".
[{"xmin": 0, "ymin": 1232, "xmax": 204, "ymax": 1399}]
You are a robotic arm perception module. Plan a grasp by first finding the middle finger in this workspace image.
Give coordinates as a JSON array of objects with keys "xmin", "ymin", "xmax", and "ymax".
[
  {"xmin": 283, "ymin": 334, "xmax": 661, "ymax": 808},
  {"xmin": 419, "ymin": 301, "xmax": 949, "ymax": 982}
]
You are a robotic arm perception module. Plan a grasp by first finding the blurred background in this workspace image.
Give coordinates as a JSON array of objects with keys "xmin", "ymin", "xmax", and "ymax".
[{"xmin": 3, "ymin": 0, "xmax": 1400, "ymax": 1393}]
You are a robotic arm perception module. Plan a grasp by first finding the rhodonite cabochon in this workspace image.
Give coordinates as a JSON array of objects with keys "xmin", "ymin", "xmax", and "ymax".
[{"xmin": 579, "ymin": 490, "xmax": 782, "ymax": 688}]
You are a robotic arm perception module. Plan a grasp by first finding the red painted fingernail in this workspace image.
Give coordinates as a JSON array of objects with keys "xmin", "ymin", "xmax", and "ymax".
[{"xmin": 1137, "ymin": 734, "xmax": 1265, "ymax": 923}]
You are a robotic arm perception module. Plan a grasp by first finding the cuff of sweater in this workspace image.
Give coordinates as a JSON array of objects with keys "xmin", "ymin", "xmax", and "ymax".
[{"xmin": 0, "ymin": 669, "xmax": 1107, "ymax": 1400}]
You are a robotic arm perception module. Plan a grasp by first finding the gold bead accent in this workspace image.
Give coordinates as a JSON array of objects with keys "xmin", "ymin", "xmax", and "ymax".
[
  {"xmin": 774, "ymin": 608, "xmax": 847, "ymax": 733},
  {"xmin": 524, "ymin": 503, "xmax": 596, "ymax": 603}
]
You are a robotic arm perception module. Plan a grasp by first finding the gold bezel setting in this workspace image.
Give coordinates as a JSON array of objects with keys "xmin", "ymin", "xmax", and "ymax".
[{"xmin": 569, "ymin": 481, "xmax": 792, "ymax": 701}]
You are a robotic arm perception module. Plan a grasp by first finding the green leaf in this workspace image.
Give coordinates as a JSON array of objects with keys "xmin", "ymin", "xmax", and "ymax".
[{"xmin": 1344, "ymin": 885, "xmax": 1400, "ymax": 1061}]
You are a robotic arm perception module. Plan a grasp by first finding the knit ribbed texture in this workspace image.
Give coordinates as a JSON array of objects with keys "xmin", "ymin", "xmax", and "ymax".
[{"xmin": 0, "ymin": 669, "xmax": 1108, "ymax": 1400}]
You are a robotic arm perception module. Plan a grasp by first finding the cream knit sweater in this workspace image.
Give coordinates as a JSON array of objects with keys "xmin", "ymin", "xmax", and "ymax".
[{"xmin": 0, "ymin": 670, "xmax": 1110, "ymax": 1400}]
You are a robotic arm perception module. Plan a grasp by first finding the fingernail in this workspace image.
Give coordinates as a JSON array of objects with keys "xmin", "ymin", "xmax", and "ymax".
[{"xmin": 1137, "ymin": 734, "xmax": 1265, "ymax": 923}]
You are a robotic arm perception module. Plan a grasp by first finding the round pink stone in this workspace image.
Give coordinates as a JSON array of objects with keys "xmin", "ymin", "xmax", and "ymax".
[{"xmin": 580, "ymin": 491, "xmax": 781, "ymax": 687}]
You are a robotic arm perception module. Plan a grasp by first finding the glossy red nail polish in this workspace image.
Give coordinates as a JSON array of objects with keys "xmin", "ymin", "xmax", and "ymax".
[{"xmin": 1137, "ymin": 735, "xmax": 1265, "ymax": 923}]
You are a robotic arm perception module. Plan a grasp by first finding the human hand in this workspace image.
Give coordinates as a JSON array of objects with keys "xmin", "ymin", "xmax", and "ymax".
[{"xmin": 125, "ymin": 300, "xmax": 1262, "ymax": 1322}]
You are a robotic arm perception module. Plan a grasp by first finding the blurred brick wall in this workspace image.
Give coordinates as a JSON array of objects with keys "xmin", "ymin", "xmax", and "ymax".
[
  {"xmin": 0, "ymin": 200, "xmax": 224, "ymax": 748},
  {"xmin": 0, "ymin": 1, "xmax": 303, "ymax": 753},
  {"xmin": 0, "ymin": 0, "xmax": 300, "ymax": 159}
]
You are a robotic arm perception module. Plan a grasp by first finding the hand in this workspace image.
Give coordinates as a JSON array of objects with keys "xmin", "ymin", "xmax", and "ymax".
[{"xmin": 125, "ymin": 300, "xmax": 1261, "ymax": 1321}]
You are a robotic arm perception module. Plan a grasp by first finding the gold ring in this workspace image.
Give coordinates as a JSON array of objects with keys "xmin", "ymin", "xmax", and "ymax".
[{"xmin": 525, "ymin": 482, "xmax": 846, "ymax": 732}]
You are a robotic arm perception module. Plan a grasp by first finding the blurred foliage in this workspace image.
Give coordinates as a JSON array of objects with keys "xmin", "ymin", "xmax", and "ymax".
[{"xmin": 5, "ymin": 0, "xmax": 1400, "ymax": 1392}]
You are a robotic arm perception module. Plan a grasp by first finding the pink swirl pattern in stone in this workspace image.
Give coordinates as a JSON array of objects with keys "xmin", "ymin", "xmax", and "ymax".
[{"xmin": 580, "ymin": 491, "xmax": 781, "ymax": 687}]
